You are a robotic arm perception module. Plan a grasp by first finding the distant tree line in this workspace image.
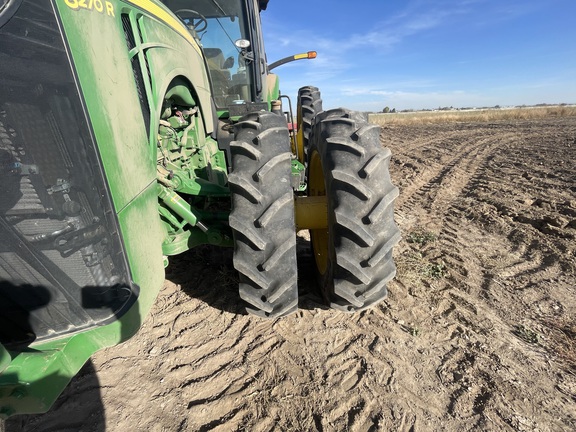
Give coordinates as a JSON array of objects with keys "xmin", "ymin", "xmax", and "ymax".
[{"xmin": 377, "ymin": 102, "xmax": 574, "ymax": 114}]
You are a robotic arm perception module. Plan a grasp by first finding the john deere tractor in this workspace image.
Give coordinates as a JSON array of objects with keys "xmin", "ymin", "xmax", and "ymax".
[{"xmin": 0, "ymin": 0, "xmax": 399, "ymax": 417}]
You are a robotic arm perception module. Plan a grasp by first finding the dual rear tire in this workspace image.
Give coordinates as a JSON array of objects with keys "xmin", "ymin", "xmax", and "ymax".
[
  {"xmin": 308, "ymin": 109, "xmax": 400, "ymax": 312},
  {"xmin": 230, "ymin": 95, "xmax": 399, "ymax": 317},
  {"xmin": 229, "ymin": 112, "xmax": 298, "ymax": 318}
]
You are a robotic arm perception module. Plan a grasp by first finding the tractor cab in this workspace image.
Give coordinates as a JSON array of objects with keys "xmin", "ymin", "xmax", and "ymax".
[{"xmin": 161, "ymin": 0, "xmax": 270, "ymax": 110}]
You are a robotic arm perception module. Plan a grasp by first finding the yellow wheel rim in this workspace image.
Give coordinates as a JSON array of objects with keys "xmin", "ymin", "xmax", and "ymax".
[
  {"xmin": 295, "ymin": 127, "xmax": 305, "ymax": 163},
  {"xmin": 309, "ymin": 150, "xmax": 329, "ymax": 275},
  {"xmin": 295, "ymin": 105, "xmax": 305, "ymax": 163}
]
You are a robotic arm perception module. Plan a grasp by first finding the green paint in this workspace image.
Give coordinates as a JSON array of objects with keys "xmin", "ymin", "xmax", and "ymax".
[
  {"xmin": 291, "ymin": 159, "xmax": 307, "ymax": 192},
  {"xmin": 0, "ymin": 346, "xmax": 10, "ymax": 375},
  {"xmin": 56, "ymin": 1, "xmax": 156, "ymax": 212}
]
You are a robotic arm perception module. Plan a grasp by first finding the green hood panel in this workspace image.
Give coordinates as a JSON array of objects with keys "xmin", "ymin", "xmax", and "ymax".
[{"xmin": 0, "ymin": 0, "xmax": 166, "ymax": 417}]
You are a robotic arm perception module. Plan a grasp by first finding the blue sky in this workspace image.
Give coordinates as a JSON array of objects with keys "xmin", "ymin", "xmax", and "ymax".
[{"xmin": 260, "ymin": 0, "xmax": 576, "ymax": 112}]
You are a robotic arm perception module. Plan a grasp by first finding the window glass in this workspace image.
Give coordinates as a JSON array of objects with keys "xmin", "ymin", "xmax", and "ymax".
[{"xmin": 163, "ymin": 0, "xmax": 254, "ymax": 107}]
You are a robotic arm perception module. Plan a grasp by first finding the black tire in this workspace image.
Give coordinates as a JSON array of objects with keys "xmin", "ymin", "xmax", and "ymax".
[
  {"xmin": 229, "ymin": 111, "xmax": 298, "ymax": 318},
  {"xmin": 307, "ymin": 108, "xmax": 400, "ymax": 312},
  {"xmin": 297, "ymin": 86, "xmax": 322, "ymax": 158}
]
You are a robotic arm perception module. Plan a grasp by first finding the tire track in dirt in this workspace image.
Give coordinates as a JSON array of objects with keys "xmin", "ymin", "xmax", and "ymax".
[
  {"xmin": 323, "ymin": 309, "xmax": 448, "ymax": 424},
  {"xmin": 393, "ymin": 128, "xmax": 505, "ymax": 293},
  {"xmin": 382, "ymin": 127, "xmax": 473, "ymax": 221},
  {"xmin": 393, "ymin": 126, "xmax": 543, "ymax": 297},
  {"xmin": 390, "ymin": 120, "xmax": 576, "ymax": 430},
  {"xmin": 392, "ymin": 130, "xmax": 500, "ymax": 227},
  {"xmin": 389, "ymin": 123, "xmax": 565, "ymax": 427},
  {"xmin": 449, "ymin": 124, "xmax": 576, "ymax": 397},
  {"xmin": 429, "ymin": 143, "xmax": 541, "ymax": 417},
  {"xmin": 144, "ymin": 278, "xmax": 281, "ymax": 430},
  {"xmin": 433, "ymin": 133, "xmax": 525, "ymax": 293}
]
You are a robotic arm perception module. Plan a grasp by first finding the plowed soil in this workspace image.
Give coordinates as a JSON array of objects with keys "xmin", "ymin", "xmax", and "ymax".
[{"xmin": 7, "ymin": 116, "xmax": 576, "ymax": 431}]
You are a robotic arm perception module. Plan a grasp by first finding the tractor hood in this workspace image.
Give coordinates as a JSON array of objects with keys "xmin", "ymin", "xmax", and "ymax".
[
  {"xmin": 0, "ymin": 1, "xmax": 138, "ymax": 349},
  {"xmin": 1, "ymin": 0, "xmax": 177, "ymax": 418}
]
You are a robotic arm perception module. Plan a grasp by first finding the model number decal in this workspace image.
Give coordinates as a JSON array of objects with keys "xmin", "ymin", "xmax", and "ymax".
[{"xmin": 64, "ymin": 0, "xmax": 116, "ymax": 17}]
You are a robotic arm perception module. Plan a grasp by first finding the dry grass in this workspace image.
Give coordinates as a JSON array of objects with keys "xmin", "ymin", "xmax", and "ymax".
[
  {"xmin": 543, "ymin": 315, "xmax": 576, "ymax": 372},
  {"xmin": 396, "ymin": 228, "xmax": 447, "ymax": 284},
  {"xmin": 396, "ymin": 252, "xmax": 447, "ymax": 282},
  {"xmin": 369, "ymin": 106, "xmax": 576, "ymax": 126}
]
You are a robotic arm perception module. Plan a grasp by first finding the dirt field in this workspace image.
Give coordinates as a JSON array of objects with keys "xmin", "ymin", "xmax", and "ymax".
[{"xmin": 6, "ymin": 116, "xmax": 576, "ymax": 431}]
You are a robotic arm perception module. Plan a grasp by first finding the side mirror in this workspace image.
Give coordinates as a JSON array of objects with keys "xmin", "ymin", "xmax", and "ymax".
[{"xmin": 234, "ymin": 39, "xmax": 251, "ymax": 49}]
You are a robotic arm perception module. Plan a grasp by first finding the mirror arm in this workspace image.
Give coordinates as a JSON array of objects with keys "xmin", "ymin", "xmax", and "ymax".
[{"xmin": 267, "ymin": 51, "xmax": 317, "ymax": 72}]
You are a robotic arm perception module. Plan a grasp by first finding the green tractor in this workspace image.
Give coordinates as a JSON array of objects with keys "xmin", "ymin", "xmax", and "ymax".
[{"xmin": 0, "ymin": 0, "xmax": 399, "ymax": 417}]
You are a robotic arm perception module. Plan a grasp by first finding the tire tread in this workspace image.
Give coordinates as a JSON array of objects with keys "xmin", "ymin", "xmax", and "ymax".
[{"xmin": 230, "ymin": 112, "xmax": 298, "ymax": 318}]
